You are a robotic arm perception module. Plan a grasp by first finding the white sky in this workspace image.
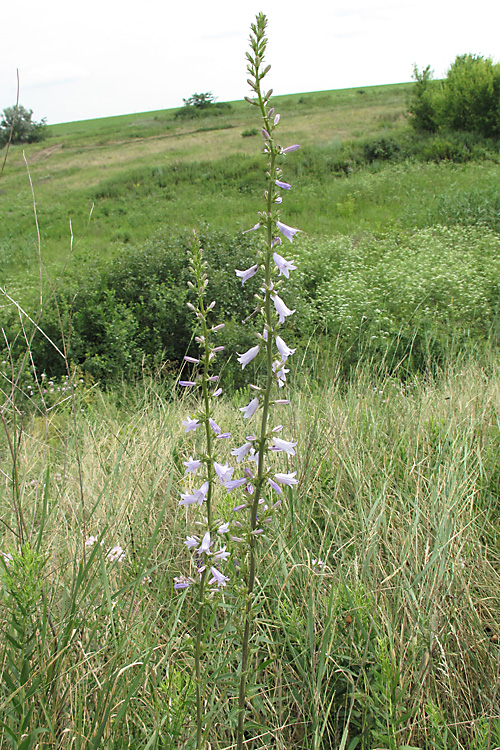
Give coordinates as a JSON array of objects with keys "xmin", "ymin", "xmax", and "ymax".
[{"xmin": 1, "ymin": 0, "xmax": 499, "ymax": 125}]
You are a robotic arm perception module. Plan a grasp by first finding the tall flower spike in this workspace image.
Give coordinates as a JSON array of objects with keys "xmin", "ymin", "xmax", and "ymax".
[
  {"xmin": 238, "ymin": 15, "xmax": 302, "ymax": 750},
  {"xmin": 179, "ymin": 230, "xmax": 236, "ymax": 750}
]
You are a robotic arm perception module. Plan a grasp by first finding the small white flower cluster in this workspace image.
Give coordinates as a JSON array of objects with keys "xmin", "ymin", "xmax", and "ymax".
[
  {"xmin": 26, "ymin": 373, "xmax": 84, "ymax": 401},
  {"xmin": 85, "ymin": 535, "xmax": 125, "ymax": 564}
]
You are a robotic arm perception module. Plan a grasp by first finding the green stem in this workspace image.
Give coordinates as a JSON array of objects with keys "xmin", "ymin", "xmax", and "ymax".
[
  {"xmin": 189, "ymin": 235, "xmax": 218, "ymax": 749},
  {"xmin": 236, "ymin": 39, "xmax": 277, "ymax": 749},
  {"xmin": 195, "ymin": 567, "xmax": 208, "ymax": 749},
  {"xmin": 199, "ymin": 293, "xmax": 215, "ymax": 530}
]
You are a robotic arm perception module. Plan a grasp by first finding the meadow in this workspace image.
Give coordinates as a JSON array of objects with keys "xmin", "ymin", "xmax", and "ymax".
[{"xmin": 1, "ymin": 67, "xmax": 500, "ymax": 750}]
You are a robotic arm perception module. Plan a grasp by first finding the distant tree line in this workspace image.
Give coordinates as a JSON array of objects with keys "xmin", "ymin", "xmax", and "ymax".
[{"xmin": 408, "ymin": 54, "xmax": 500, "ymax": 138}]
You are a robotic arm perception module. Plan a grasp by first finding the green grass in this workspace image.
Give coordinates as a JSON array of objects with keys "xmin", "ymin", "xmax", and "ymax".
[
  {"xmin": 0, "ymin": 82, "xmax": 418, "ymax": 298},
  {"xmin": 2, "ymin": 355, "xmax": 500, "ymax": 748}
]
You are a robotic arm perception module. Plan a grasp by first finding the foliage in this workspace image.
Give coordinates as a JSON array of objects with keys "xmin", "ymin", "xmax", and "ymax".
[
  {"xmin": 0, "ymin": 105, "xmax": 47, "ymax": 147},
  {"xmin": 174, "ymin": 92, "xmax": 232, "ymax": 119},
  {"xmin": 182, "ymin": 92, "xmax": 217, "ymax": 108},
  {"xmin": 408, "ymin": 54, "xmax": 500, "ymax": 138},
  {"xmin": 3, "ymin": 223, "xmax": 500, "ymax": 390},
  {"xmin": 444, "ymin": 54, "xmax": 500, "ymax": 137},
  {"xmin": 2, "ymin": 29, "xmax": 500, "ymax": 748},
  {"xmin": 241, "ymin": 128, "xmax": 258, "ymax": 137},
  {"xmin": 407, "ymin": 64, "xmax": 440, "ymax": 132},
  {"xmin": 3, "ymin": 83, "xmax": 500, "ymax": 280},
  {"xmin": 429, "ymin": 184, "xmax": 500, "ymax": 232},
  {"xmin": 1, "ymin": 227, "xmax": 265, "ymax": 385},
  {"xmin": 299, "ymin": 224, "xmax": 500, "ymax": 374},
  {"xmin": 362, "ymin": 134, "xmax": 402, "ymax": 162}
]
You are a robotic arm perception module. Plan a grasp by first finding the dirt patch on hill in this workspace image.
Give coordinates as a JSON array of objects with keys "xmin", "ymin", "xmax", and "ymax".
[{"xmin": 29, "ymin": 143, "xmax": 64, "ymax": 162}]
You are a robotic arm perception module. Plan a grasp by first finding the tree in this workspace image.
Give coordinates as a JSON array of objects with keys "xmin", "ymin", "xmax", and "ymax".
[
  {"xmin": 0, "ymin": 105, "xmax": 47, "ymax": 147},
  {"xmin": 182, "ymin": 92, "xmax": 216, "ymax": 109},
  {"xmin": 408, "ymin": 55, "xmax": 500, "ymax": 139},
  {"xmin": 443, "ymin": 54, "xmax": 500, "ymax": 138},
  {"xmin": 407, "ymin": 64, "xmax": 440, "ymax": 133},
  {"xmin": 174, "ymin": 92, "xmax": 232, "ymax": 120}
]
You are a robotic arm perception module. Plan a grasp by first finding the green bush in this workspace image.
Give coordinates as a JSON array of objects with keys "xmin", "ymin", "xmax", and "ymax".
[
  {"xmin": 2, "ymin": 228, "xmax": 266, "ymax": 386},
  {"xmin": 443, "ymin": 54, "xmax": 500, "ymax": 138},
  {"xmin": 174, "ymin": 102, "xmax": 232, "ymax": 120},
  {"xmin": 0, "ymin": 105, "xmax": 47, "ymax": 147},
  {"xmin": 362, "ymin": 135, "xmax": 401, "ymax": 163},
  {"xmin": 408, "ymin": 55, "xmax": 500, "ymax": 139},
  {"xmin": 4, "ymin": 223, "xmax": 500, "ymax": 389},
  {"xmin": 407, "ymin": 64, "xmax": 440, "ymax": 133}
]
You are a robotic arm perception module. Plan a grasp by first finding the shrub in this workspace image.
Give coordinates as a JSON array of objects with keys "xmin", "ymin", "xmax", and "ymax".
[
  {"xmin": 174, "ymin": 92, "xmax": 232, "ymax": 120},
  {"xmin": 443, "ymin": 54, "xmax": 500, "ymax": 138},
  {"xmin": 2, "ymin": 227, "xmax": 264, "ymax": 386},
  {"xmin": 314, "ymin": 225, "xmax": 500, "ymax": 373},
  {"xmin": 4, "ymin": 224, "xmax": 500, "ymax": 389},
  {"xmin": 407, "ymin": 64, "xmax": 440, "ymax": 133},
  {"xmin": 362, "ymin": 135, "xmax": 401, "ymax": 163},
  {"xmin": 408, "ymin": 55, "xmax": 500, "ymax": 139},
  {"xmin": 0, "ymin": 105, "xmax": 47, "ymax": 147}
]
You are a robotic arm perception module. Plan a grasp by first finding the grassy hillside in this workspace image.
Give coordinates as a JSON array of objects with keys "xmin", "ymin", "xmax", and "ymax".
[
  {"xmin": 1, "ymin": 83, "xmax": 413, "ymax": 293},
  {"xmin": 3, "ymin": 81, "xmax": 500, "ymax": 310}
]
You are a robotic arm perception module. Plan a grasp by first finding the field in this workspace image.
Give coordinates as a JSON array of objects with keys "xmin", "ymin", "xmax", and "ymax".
[
  {"xmin": 1, "ymin": 74, "xmax": 500, "ymax": 750},
  {"xmin": 2, "ymin": 82, "xmax": 499, "ymax": 303}
]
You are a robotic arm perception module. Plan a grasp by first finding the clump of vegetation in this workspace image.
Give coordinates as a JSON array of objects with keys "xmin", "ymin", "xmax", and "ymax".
[
  {"xmin": 174, "ymin": 91, "xmax": 232, "ymax": 120},
  {"xmin": 0, "ymin": 105, "xmax": 47, "ymax": 147},
  {"xmin": 408, "ymin": 54, "xmax": 500, "ymax": 138},
  {"xmin": 3, "ymin": 223, "xmax": 500, "ymax": 391}
]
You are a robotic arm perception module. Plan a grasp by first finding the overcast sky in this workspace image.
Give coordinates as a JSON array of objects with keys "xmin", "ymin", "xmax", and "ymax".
[{"xmin": 1, "ymin": 0, "xmax": 498, "ymax": 125}]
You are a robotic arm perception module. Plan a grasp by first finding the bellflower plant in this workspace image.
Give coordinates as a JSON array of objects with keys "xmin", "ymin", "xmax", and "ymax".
[
  {"xmin": 177, "ymin": 231, "xmax": 234, "ymax": 749},
  {"xmin": 233, "ymin": 13, "xmax": 300, "ymax": 749},
  {"xmin": 177, "ymin": 15, "xmax": 300, "ymax": 749}
]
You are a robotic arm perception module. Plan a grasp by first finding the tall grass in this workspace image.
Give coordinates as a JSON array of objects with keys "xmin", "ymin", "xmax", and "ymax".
[{"xmin": 2, "ymin": 353, "xmax": 500, "ymax": 748}]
